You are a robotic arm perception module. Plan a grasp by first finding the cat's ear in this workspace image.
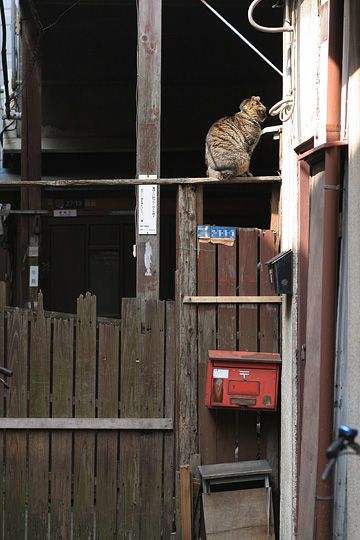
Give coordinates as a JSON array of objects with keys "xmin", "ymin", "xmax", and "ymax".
[{"xmin": 239, "ymin": 99, "xmax": 250, "ymax": 111}]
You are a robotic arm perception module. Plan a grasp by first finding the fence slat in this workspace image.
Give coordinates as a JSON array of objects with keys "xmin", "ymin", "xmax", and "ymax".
[
  {"xmin": 197, "ymin": 243, "xmax": 217, "ymax": 465},
  {"xmin": 216, "ymin": 242, "xmax": 238, "ymax": 463},
  {"xmin": 139, "ymin": 300, "xmax": 165, "ymax": 539},
  {"xmin": 28, "ymin": 293, "xmax": 51, "ymax": 540},
  {"xmin": 73, "ymin": 293, "xmax": 96, "ymax": 540},
  {"xmin": 163, "ymin": 302, "xmax": 176, "ymax": 539},
  {"xmin": 5, "ymin": 309, "xmax": 28, "ymax": 540},
  {"xmin": 237, "ymin": 228, "xmax": 259, "ymax": 461},
  {"xmin": 51, "ymin": 318, "xmax": 74, "ymax": 540},
  {"xmin": 96, "ymin": 323, "xmax": 119, "ymax": 540},
  {"xmin": 119, "ymin": 298, "xmax": 141, "ymax": 539}
]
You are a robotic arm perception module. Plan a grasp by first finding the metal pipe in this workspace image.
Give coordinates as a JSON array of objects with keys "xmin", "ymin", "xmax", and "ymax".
[{"xmin": 315, "ymin": 0, "xmax": 344, "ymax": 538}]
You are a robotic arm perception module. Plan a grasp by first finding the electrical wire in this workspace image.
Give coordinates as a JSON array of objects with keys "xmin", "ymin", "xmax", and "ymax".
[
  {"xmin": 11, "ymin": 0, "xmax": 82, "ymax": 102},
  {"xmin": 199, "ymin": 0, "xmax": 283, "ymax": 77},
  {"xmin": 0, "ymin": 120, "xmax": 14, "ymax": 147},
  {"xmin": 0, "ymin": 0, "xmax": 11, "ymax": 118}
]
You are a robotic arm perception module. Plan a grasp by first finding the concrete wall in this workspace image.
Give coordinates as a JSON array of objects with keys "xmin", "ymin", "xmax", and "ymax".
[
  {"xmin": 346, "ymin": 1, "xmax": 360, "ymax": 538},
  {"xmin": 280, "ymin": 0, "xmax": 323, "ymax": 538}
]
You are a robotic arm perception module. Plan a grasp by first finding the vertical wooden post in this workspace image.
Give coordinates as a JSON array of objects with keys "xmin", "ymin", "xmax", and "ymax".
[
  {"xmin": 135, "ymin": 0, "xmax": 161, "ymax": 299},
  {"xmin": 176, "ymin": 185, "xmax": 198, "ymax": 468},
  {"xmin": 176, "ymin": 185, "xmax": 198, "ymax": 539},
  {"xmin": 17, "ymin": 1, "xmax": 42, "ymax": 306}
]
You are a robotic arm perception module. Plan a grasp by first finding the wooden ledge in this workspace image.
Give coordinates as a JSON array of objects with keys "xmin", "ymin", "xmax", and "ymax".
[
  {"xmin": 0, "ymin": 176, "xmax": 281, "ymax": 188},
  {"xmin": 183, "ymin": 295, "xmax": 283, "ymax": 304},
  {"xmin": 0, "ymin": 418, "xmax": 173, "ymax": 430}
]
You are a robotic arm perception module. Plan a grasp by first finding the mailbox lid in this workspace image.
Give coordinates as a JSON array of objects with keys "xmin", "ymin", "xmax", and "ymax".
[{"xmin": 208, "ymin": 350, "xmax": 281, "ymax": 364}]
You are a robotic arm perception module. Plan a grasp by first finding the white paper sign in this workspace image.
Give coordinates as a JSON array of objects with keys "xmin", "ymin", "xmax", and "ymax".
[
  {"xmin": 53, "ymin": 209, "xmax": 77, "ymax": 217},
  {"xmin": 138, "ymin": 185, "xmax": 157, "ymax": 235},
  {"xmin": 213, "ymin": 368, "xmax": 229, "ymax": 379},
  {"xmin": 29, "ymin": 266, "xmax": 39, "ymax": 287}
]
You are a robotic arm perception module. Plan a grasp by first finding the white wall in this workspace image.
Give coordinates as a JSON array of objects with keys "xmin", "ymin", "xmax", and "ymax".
[{"xmin": 280, "ymin": 0, "xmax": 322, "ymax": 538}]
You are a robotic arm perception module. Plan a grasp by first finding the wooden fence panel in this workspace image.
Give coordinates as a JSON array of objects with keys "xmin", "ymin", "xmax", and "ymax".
[
  {"xmin": 119, "ymin": 298, "xmax": 166, "ymax": 539},
  {"xmin": 237, "ymin": 229, "xmax": 259, "ymax": 461},
  {"xmin": 163, "ymin": 302, "xmax": 176, "ymax": 538},
  {"xmin": 217, "ymin": 242, "xmax": 238, "ymax": 463},
  {"xmin": 119, "ymin": 298, "xmax": 141, "ymax": 539},
  {"xmin": 197, "ymin": 228, "xmax": 280, "ymax": 478},
  {"xmin": 28, "ymin": 294, "xmax": 51, "ymax": 540},
  {"xmin": 51, "ymin": 317, "xmax": 74, "ymax": 540},
  {"xmin": 97, "ymin": 323, "xmax": 120, "ymax": 540},
  {"xmin": 139, "ymin": 300, "xmax": 165, "ymax": 539},
  {"xmin": 1, "ymin": 294, "xmax": 175, "ymax": 539},
  {"xmin": 197, "ymin": 243, "xmax": 217, "ymax": 465},
  {"xmin": 73, "ymin": 293, "xmax": 96, "ymax": 540},
  {"xmin": 5, "ymin": 310, "xmax": 28, "ymax": 540}
]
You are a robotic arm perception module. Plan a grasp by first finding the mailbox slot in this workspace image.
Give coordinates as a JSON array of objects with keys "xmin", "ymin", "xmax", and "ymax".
[{"xmin": 206, "ymin": 350, "xmax": 281, "ymax": 411}]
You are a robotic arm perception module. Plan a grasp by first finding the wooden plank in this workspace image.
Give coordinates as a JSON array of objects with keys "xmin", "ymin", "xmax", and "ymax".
[
  {"xmin": 184, "ymin": 296, "xmax": 282, "ymax": 303},
  {"xmin": 216, "ymin": 241, "xmax": 238, "ymax": 463},
  {"xmin": 176, "ymin": 185, "xmax": 198, "ymax": 467},
  {"xmin": 28, "ymin": 293, "xmax": 51, "ymax": 539},
  {"xmin": 135, "ymin": 0, "xmax": 162, "ymax": 298},
  {"xmin": 163, "ymin": 302, "xmax": 176, "ymax": 539},
  {"xmin": 5, "ymin": 309, "xmax": 28, "ymax": 540},
  {"xmin": 139, "ymin": 300, "xmax": 165, "ymax": 539},
  {"xmin": 197, "ymin": 241, "xmax": 217, "ymax": 465},
  {"xmin": 0, "ymin": 418, "xmax": 173, "ymax": 430},
  {"xmin": 199, "ymin": 460, "xmax": 272, "ymax": 480},
  {"xmin": 119, "ymin": 298, "xmax": 141, "ymax": 539},
  {"xmin": 180, "ymin": 465, "xmax": 192, "ymax": 540},
  {"xmin": 202, "ymin": 489, "xmax": 275, "ymax": 539},
  {"xmin": 73, "ymin": 293, "xmax": 96, "ymax": 540},
  {"xmin": 0, "ymin": 176, "xmax": 281, "ymax": 187},
  {"xmin": 20, "ymin": 1, "xmax": 42, "ymax": 308},
  {"xmin": 50, "ymin": 317, "xmax": 74, "ymax": 540},
  {"xmin": 237, "ymin": 228, "xmax": 259, "ymax": 461},
  {"xmin": 259, "ymin": 230, "xmax": 280, "ymax": 534},
  {"xmin": 270, "ymin": 184, "xmax": 281, "ymax": 251},
  {"xmin": 96, "ymin": 323, "xmax": 120, "ymax": 540},
  {"xmin": 259, "ymin": 231, "xmax": 279, "ymax": 353}
]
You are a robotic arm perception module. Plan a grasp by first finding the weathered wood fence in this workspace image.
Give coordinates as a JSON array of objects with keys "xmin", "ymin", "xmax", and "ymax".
[
  {"xmin": 196, "ymin": 228, "xmax": 281, "ymax": 527},
  {"xmin": 0, "ymin": 293, "xmax": 175, "ymax": 540}
]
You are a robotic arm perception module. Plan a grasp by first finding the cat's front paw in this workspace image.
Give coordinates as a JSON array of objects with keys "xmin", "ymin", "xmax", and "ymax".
[{"xmin": 246, "ymin": 171, "xmax": 253, "ymax": 177}]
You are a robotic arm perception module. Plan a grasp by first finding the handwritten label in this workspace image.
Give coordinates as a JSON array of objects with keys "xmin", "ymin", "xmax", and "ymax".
[{"xmin": 138, "ymin": 185, "xmax": 157, "ymax": 235}]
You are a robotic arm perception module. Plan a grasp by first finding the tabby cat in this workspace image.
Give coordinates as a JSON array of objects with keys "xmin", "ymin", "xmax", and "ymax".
[{"xmin": 205, "ymin": 96, "xmax": 267, "ymax": 180}]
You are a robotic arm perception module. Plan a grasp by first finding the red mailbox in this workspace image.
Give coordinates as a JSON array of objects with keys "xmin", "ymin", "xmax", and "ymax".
[{"xmin": 205, "ymin": 350, "xmax": 281, "ymax": 411}]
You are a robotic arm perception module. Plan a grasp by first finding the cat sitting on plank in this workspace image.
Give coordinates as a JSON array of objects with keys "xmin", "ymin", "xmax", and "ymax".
[{"xmin": 205, "ymin": 96, "xmax": 267, "ymax": 180}]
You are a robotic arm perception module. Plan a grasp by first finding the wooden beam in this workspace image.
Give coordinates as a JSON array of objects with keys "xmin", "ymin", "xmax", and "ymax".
[
  {"xmin": 183, "ymin": 295, "xmax": 283, "ymax": 304},
  {"xmin": 176, "ymin": 186, "xmax": 198, "ymax": 467},
  {"xmin": 180, "ymin": 465, "xmax": 192, "ymax": 540},
  {"xmin": 135, "ymin": 0, "xmax": 162, "ymax": 299},
  {"xmin": 0, "ymin": 176, "xmax": 281, "ymax": 188},
  {"xmin": 17, "ymin": 2, "xmax": 42, "ymax": 307},
  {"xmin": 0, "ymin": 418, "xmax": 173, "ymax": 430}
]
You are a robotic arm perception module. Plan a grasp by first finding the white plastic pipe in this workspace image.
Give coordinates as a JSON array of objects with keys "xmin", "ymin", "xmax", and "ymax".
[{"xmin": 248, "ymin": 0, "xmax": 293, "ymax": 33}]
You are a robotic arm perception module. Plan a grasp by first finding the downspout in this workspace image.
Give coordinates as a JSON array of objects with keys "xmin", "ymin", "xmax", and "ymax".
[{"xmin": 315, "ymin": 0, "xmax": 344, "ymax": 537}]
